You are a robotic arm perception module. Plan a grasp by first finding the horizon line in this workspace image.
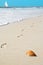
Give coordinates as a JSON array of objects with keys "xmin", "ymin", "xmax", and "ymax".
[{"xmin": 0, "ymin": 6, "xmax": 43, "ymax": 8}]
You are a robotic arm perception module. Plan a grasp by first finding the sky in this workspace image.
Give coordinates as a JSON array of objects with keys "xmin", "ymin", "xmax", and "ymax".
[{"xmin": 0, "ymin": 0, "xmax": 43, "ymax": 7}]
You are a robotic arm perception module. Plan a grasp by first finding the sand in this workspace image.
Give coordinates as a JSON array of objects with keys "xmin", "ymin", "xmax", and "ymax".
[{"xmin": 0, "ymin": 15, "xmax": 43, "ymax": 65}]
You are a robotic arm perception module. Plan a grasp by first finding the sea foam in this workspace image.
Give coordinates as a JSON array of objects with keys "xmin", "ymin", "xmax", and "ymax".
[{"xmin": 0, "ymin": 7, "xmax": 43, "ymax": 25}]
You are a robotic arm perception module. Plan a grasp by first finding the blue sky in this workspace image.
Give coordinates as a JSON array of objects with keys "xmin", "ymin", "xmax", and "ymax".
[{"xmin": 0, "ymin": 0, "xmax": 43, "ymax": 7}]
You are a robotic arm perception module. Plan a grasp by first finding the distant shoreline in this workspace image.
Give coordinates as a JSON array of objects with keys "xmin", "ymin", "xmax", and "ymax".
[{"xmin": 0, "ymin": 6, "xmax": 43, "ymax": 8}]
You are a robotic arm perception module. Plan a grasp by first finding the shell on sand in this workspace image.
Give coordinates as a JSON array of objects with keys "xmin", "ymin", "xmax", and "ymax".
[{"xmin": 26, "ymin": 50, "xmax": 37, "ymax": 56}]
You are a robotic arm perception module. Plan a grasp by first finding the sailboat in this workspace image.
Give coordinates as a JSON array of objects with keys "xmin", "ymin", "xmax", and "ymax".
[{"xmin": 5, "ymin": 1, "xmax": 8, "ymax": 7}]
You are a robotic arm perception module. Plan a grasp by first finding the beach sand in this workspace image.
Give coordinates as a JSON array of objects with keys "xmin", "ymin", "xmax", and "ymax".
[{"xmin": 0, "ymin": 15, "xmax": 43, "ymax": 65}]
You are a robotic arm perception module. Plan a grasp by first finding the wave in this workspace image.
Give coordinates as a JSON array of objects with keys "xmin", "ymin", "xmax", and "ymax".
[{"xmin": 0, "ymin": 7, "xmax": 43, "ymax": 26}]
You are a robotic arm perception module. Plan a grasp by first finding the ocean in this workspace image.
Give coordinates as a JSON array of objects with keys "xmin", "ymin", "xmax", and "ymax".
[
  {"xmin": 0, "ymin": 0, "xmax": 43, "ymax": 7},
  {"xmin": 0, "ymin": 7, "xmax": 43, "ymax": 26}
]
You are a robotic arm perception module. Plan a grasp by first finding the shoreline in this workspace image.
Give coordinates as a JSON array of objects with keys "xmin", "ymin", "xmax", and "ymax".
[
  {"xmin": 0, "ymin": 14, "xmax": 43, "ymax": 27},
  {"xmin": 0, "ymin": 7, "xmax": 43, "ymax": 26}
]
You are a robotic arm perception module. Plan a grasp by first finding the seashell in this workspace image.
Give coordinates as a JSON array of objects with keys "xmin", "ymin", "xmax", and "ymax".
[{"xmin": 26, "ymin": 50, "xmax": 37, "ymax": 56}]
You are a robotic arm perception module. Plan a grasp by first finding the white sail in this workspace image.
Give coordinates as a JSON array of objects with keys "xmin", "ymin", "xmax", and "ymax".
[{"xmin": 5, "ymin": 1, "xmax": 8, "ymax": 7}]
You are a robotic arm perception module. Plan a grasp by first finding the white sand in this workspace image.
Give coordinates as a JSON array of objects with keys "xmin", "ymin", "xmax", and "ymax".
[{"xmin": 0, "ymin": 15, "xmax": 43, "ymax": 65}]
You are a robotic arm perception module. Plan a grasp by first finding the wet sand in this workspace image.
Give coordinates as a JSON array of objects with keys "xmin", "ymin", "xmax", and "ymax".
[{"xmin": 0, "ymin": 15, "xmax": 43, "ymax": 65}]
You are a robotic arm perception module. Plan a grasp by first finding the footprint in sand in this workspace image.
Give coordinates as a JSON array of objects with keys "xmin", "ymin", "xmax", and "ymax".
[
  {"xmin": 0, "ymin": 43, "xmax": 7, "ymax": 48},
  {"xmin": 30, "ymin": 23, "xmax": 35, "ymax": 27},
  {"xmin": 17, "ymin": 34, "xmax": 23, "ymax": 38},
  {"xmin": 17, "ymin": 29, "xmax": 24, "ymax": 38},
  {"xmin": 21, "ymin": 29, "xmax": 24, "ymax": 32}
]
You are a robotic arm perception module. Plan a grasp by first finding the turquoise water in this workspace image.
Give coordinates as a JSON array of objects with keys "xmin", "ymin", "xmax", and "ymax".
[{"xmin": 0, "ymin": 0, "xmax": 43, "ymax": 7}]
